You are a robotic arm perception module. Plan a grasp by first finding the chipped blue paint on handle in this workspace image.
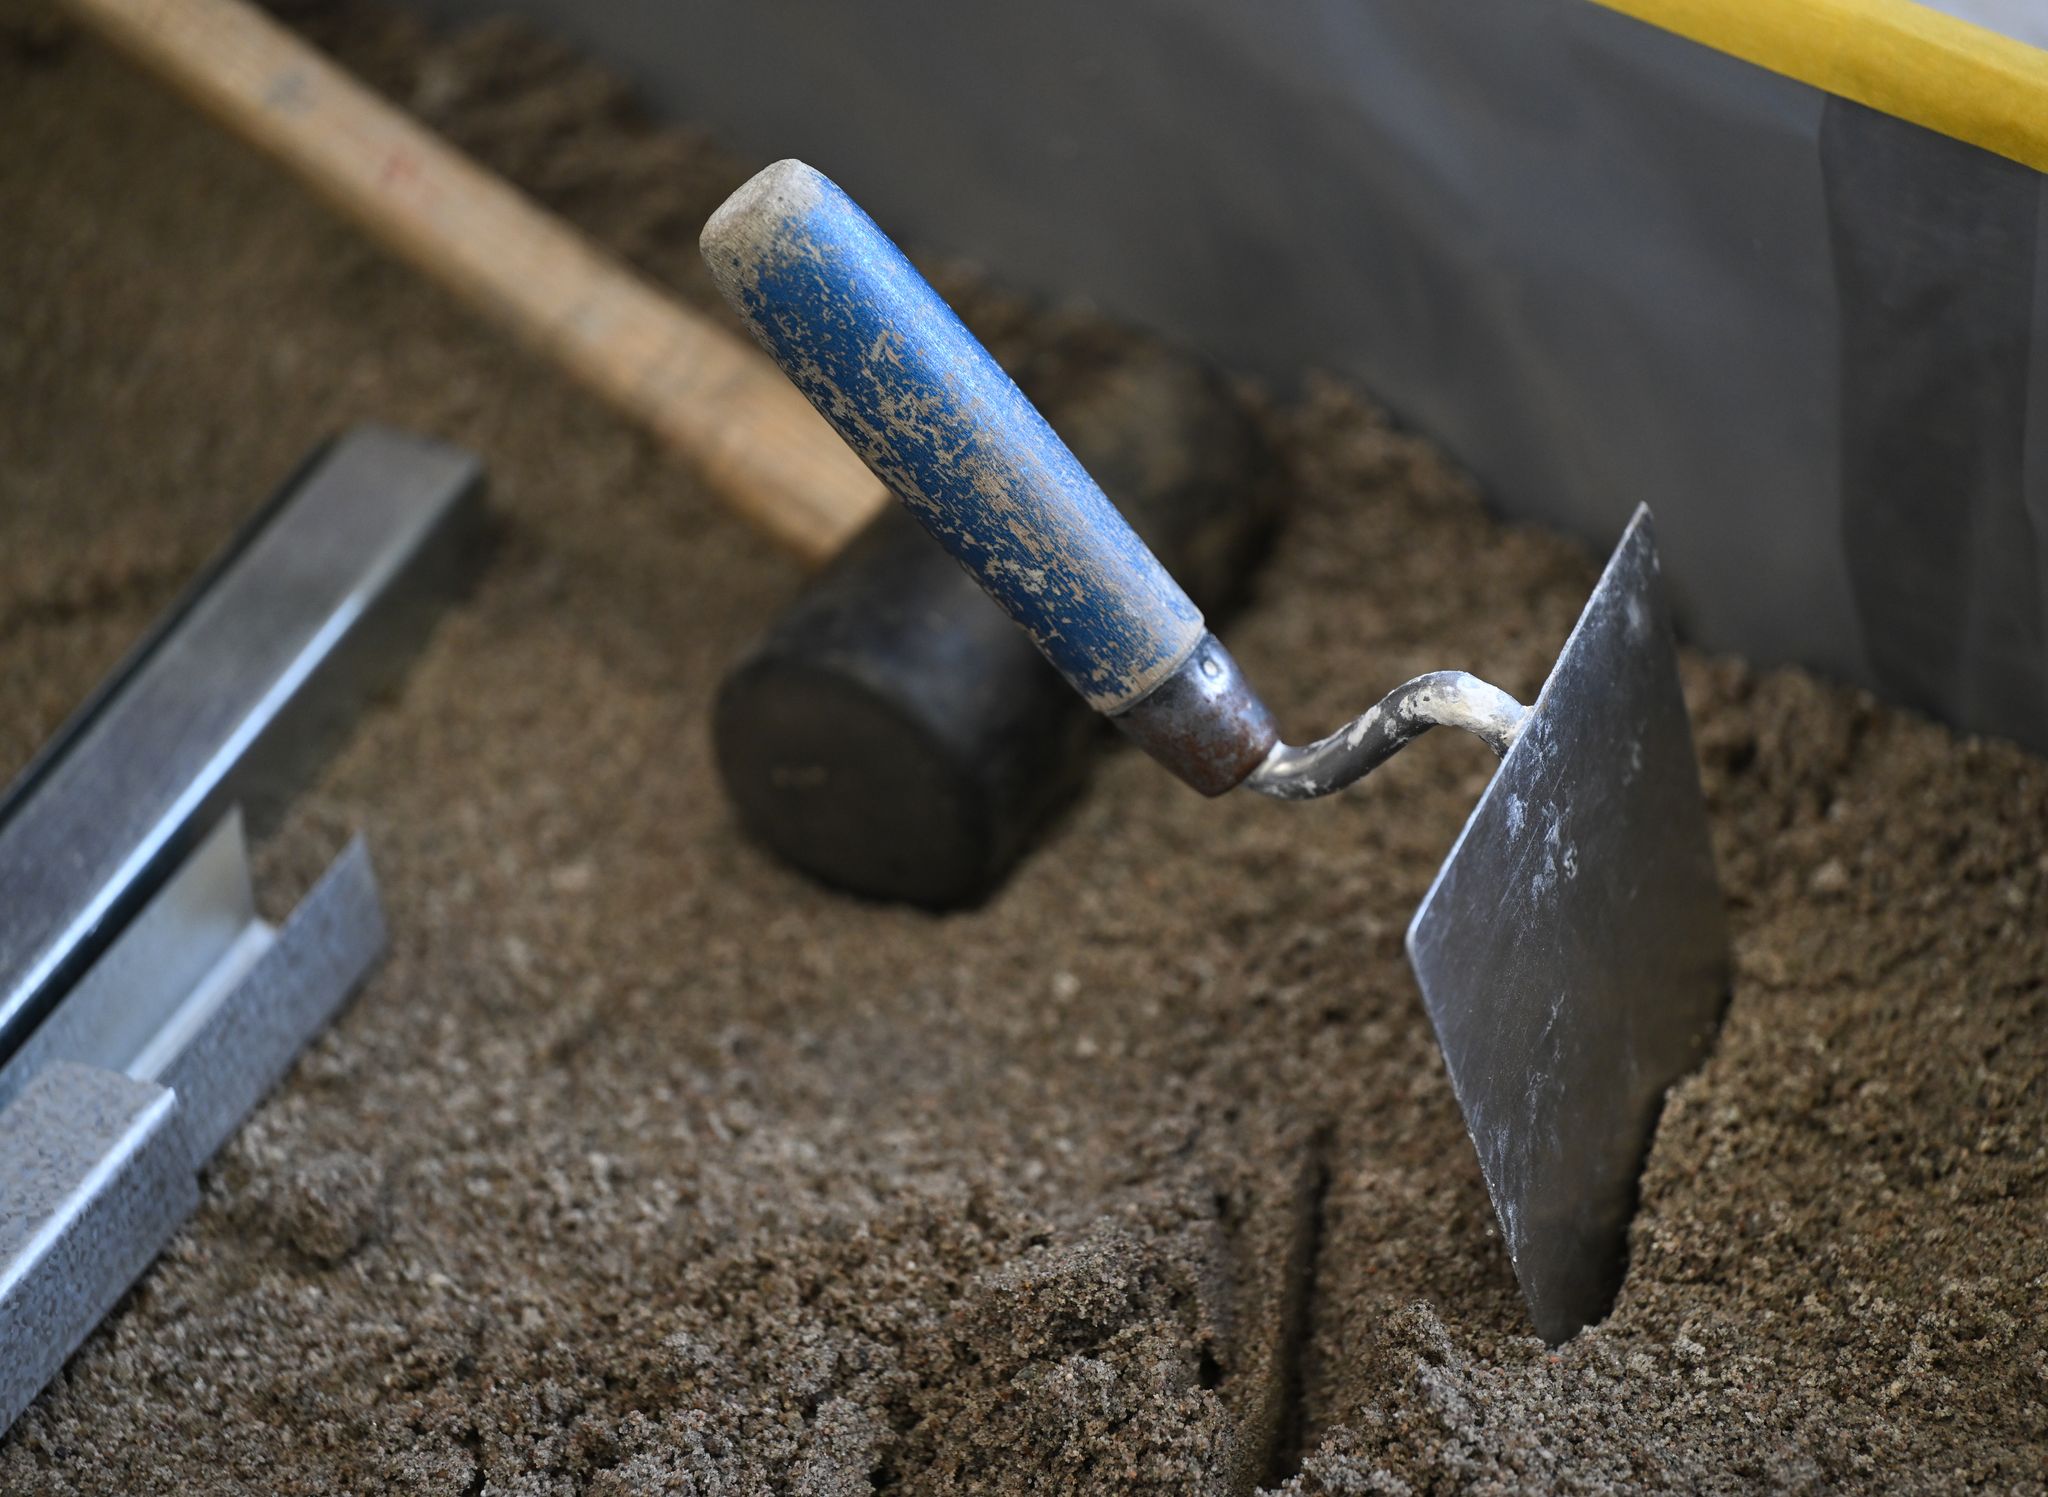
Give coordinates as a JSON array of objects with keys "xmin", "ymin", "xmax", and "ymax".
[{"xmin": 701, "ymin": 160, "xmax": 1205, "ymax": 714}]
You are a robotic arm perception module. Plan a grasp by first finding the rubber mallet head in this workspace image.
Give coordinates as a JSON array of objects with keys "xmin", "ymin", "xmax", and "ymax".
[{"xmin": 713, "ymin": 345, "xmax": 1275, "ymax": 908}]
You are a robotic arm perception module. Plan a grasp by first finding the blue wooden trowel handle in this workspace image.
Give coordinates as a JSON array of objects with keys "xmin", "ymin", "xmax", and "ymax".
[{"xmin": 701, "ymin": 159, "xmax": 1206, "ymax": 717}]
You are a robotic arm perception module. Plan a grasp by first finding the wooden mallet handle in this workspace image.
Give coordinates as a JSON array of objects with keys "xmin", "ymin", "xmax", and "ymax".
[{"xmin": 60, "ymin": 0, "xmax": 886, "ymax": 564}]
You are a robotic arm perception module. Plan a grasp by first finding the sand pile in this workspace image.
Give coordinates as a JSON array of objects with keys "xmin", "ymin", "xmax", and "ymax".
[{"xmin": 1, "ymin": 5, "xmax": 2041, "ymax": 1490}]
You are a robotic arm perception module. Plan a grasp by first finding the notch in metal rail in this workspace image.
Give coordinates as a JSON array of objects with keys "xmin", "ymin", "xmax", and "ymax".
[{"xmin": 0, "ymin": 425, "xmax": 487, "ymax": 1434}]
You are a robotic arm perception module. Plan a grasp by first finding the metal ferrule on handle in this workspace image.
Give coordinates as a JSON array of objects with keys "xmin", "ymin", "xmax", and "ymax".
[{"xmin": 701, "ymin": 160, "xmax": 1279, "ymax": 794}]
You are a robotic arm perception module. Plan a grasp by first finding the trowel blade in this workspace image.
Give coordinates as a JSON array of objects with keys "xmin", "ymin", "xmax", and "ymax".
[{"xmin": 1405, "ymin": 505, "xmax": 1728, "ymax": 1344}]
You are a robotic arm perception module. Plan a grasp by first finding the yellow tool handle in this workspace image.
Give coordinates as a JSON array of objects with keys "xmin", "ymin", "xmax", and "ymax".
[{"xmin": 59, "ymin": 0, "xmax": 886, "ymax": 564}]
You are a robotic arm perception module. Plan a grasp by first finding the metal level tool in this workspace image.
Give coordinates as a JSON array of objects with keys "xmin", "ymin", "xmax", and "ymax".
[
  {"xmin": 704, "ymin": 162, "xmax": 1731, "ymax": 1343},
  {"xmin": 0, "ymin": 426, "xmax": 485, "ymax": 1432}
]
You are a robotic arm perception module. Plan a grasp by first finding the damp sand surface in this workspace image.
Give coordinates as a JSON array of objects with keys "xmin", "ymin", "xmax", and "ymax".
[{"xmin": 0, "ymin": 6, "xmax": 2043, "ymax": 1491}]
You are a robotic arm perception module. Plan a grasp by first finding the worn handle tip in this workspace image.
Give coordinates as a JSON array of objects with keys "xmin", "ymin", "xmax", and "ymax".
[{"xmin": 701, "ymin": 159, "xmax": 827, "ymax": 302}]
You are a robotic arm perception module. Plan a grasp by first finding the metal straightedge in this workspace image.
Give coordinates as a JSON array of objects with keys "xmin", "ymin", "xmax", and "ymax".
[{"xmin": 0, "ymin": 426, "xmax": 486, "ymax": 1434}]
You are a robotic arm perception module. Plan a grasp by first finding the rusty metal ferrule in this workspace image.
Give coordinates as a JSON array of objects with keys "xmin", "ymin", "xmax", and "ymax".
[{"xmin": 1108, "ymin": 632, "xmax": 1278, "ymax": 796}]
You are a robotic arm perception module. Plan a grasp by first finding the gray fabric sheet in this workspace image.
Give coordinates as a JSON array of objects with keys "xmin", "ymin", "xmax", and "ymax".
[{"xmin": 1825, "ymin": 100, "xmax": 2045, "ymax": 745}]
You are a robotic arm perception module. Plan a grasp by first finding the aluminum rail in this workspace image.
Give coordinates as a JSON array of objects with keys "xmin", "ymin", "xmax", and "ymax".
[{"xmin": 0, "ymin": 425, "xmax": 486, "ymax": 1433}]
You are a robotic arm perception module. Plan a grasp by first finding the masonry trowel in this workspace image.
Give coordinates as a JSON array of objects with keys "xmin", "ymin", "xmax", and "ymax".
[{"xmin": 702, "ymin": 160, "xmax": 1729, "ymax": 1343}]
